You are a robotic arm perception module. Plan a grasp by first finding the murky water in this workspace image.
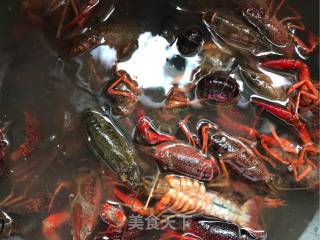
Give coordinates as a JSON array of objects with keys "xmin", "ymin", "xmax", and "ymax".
[{"xmin": 0, "ymin": 0, "xmax": 319, "ymax": 239}]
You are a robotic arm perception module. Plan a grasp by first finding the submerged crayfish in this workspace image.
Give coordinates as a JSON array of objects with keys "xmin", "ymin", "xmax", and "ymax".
[{"xmin": 115, "ymin": 174, "xmax": 284, "ymax": 239}]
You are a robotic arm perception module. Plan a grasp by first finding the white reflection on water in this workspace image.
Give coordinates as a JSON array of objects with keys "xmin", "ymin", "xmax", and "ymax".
[
  {"xmin": 258, "ymin": 66, "xmax": 293, "ymax": 88},
  {"xmin": 117, "ymin": 32, "xmax": 200, "ymax": 93},
  {"xmin": 91, "ymin": 45, "xmax": 117, "ymax": 69}
]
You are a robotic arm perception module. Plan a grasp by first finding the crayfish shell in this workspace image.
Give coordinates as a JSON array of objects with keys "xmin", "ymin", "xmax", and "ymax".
[
  {"xmin": 196, "ymin": 73, "xmax": 240, "ymax": 104},
  {"xmin": 239, "ymin": 66, "xmax": 288, "ymax": 102}
]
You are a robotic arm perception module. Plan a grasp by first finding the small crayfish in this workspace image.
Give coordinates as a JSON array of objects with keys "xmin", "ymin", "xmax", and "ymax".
[
  {"xmin": 135, "ymin": 116, "xmax": 220, "ymax": 182},
  {"xmin": 103, "ymin": 69, "xmax": 142, "ymax": 117},
  {"xmin": 180, "ymin": 118, "xmax": 277, "ymax": 184},
  {"xmin": 201, "ymin": 120, "xmax": 276, "ymax": 183},
  {"xmin": 250, "ymin": 59, "xmax": 320, "ymax": 183},
  {"xmin": 251, "ymin": 98, "xmax": 320, "ymax": 183},
  {"xmin": 103, "ymin": 69, "xmax": 194, "ymax": 117},
  {"xmin": 42, "ymin": 168, "xmax": 102, "ymax": 240},
  {"xmin": 239, "ymin": 65, "xmax": 288, "ymax": 102},
  {"xmin": 258, "ymin": 59, "xmax": 319, "ymax": 114},
  {"xmin": 42, "ymin": 168, "xmax": 127, "ymax": 240},
  {"xmin": 203, "ymin": 11, "xmax": 277, "ymax": 57},
  {"xmin": 239, "ymin": 0, "xmax": 317, "ymax": 57},
  {"xmin": 0, "ymin": 111, "xmax": 41, "ymax": 183},
  {"xmin": 115, "ymin": 174, "xmax": 284, "ymax": 239},
  {"xmin": 92, "ymin": 201, "xmax": 128, "ymax": 240}
]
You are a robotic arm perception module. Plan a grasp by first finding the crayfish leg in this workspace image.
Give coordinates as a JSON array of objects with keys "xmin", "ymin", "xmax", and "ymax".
[
  {"xmin": 48, "ymin": 181, "xmax": 72, "ymax": 213},
  {"xmin": 206, "ymin": 161, "xmax": 231, "ymax": 189},
  {"xmin": 178, "ymin": 116, "xmax": 198, "ymax": 147},
  {"xmin": 113, "ymin": 188, "xmax": 153, "ymax": 216},
  {"xmin": 293, "ymin": 32, "xmax": 318, "ymax": 56},
  {"xmin": 107, "ymin": 71, "xmax": 138, "ymax": 100},
  {"xmin": 10, "ymin": 111, "xmax": 40, "ymax": 162}
]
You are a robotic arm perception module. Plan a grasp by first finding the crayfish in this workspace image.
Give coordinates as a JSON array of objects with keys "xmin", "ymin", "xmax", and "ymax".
[
  {"xmin": 42, "ymin": 167, "xmax": 128, "ymax": 240},
  {"xmin": 114, "ymin": 174, "xmax": 284, "ymax": 239},
  {"xmin": 250, "ymin": 59, "xmax": 320, "ymax": 183},
  {"xmin": 135, "ymin": 116, "xmax": 220, "ymax": 182},
  {"xmin": 239, "ymin": 0, "xmax": 317, "ymax": 57},
  {"xmin": 135, "ymin": 115, "xmax": 275, "ymax": 185},
  {"xmin": 20, "ymin": 0, "xmax": 102, "ymax": 38},
  {"xmin": 43, "ymin": 168, "xmax": 99, "ymax": 240},
  {"xmin": 103, "ymin": 69, "xmax": 142, "ymax": 117}
]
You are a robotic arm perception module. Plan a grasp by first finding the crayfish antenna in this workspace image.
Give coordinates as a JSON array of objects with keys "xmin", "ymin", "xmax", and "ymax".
[
  {"xmin": 144, "ymin": 170, "xmax": 160, "ymax": 210},
  {"xmin": 56, "ymin": 0, "xmax": 71, "ymax": 39}
]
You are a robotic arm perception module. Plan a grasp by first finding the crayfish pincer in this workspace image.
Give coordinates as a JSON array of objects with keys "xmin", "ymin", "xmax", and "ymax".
[{"xmin": 82, "ymin": 109, "xmax": 142, "ymax": 189}]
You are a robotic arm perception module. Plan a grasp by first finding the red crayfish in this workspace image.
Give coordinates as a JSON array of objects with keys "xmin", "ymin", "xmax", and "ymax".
[
  {"xmin": 135, "ymin": 116, "xmax": 220, "ymax": 182},
  {"xmin": 42, "ymin": 168, "xmax": 128, "ymax": 240},
  {"xmin": 239, "ymin": 0, "xmax": 317, "ymax": 57},
  {"xmin": 250, "ymin": 59, "xmax": 320, "ymax": 183},
  {"xmin": 135, "ymin": 115, "xmax": 275, "ymax": 185}
]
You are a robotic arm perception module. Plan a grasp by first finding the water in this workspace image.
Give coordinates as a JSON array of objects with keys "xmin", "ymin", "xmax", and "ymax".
[{"xmin": 0, "ymin": 0, "xmax": 319, "ymax": 239}]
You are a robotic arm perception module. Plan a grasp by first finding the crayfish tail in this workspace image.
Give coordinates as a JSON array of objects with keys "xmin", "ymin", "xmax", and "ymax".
[{"xmin": 240, "ymin": 196, "xmax": 266, "ymax": 239}]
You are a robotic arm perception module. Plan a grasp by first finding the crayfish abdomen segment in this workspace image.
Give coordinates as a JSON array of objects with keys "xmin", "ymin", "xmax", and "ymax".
[
  {"xmin": 153, "ymin": 175, "xmax": 264, "ymax": 234},
  {"xmin": 156, "ymin": 174, "xmax": 207, "ymax": 195}
]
